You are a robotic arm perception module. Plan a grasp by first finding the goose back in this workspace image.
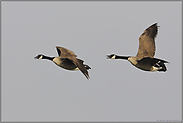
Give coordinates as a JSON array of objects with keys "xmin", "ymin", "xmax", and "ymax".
[{"xmin": 56, "ymin": 46, "xmax": 77, "ymax": 58}]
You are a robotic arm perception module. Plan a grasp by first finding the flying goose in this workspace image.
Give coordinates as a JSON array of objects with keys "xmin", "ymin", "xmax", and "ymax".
[
  {"xmin": 107, "ymin": 23, "xmax": 169, "ymax": 72},
  {"xmin": 35, "ymin": 46, "xmax": 91, "ymax": 79}
]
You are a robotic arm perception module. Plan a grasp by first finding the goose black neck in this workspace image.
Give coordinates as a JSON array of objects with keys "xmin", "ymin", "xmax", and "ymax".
[
  {"xmin": 115, "ymin": 55, "xmax": 129, "ymax": 60},
  {"xmin": 42, "ymin": 55, "xmax": 54, "ymax": 61}
]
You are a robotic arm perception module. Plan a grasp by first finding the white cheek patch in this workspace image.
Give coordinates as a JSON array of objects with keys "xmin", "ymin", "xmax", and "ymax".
[
  {"xmin": 39, "ymin": 55, "xmax": 43, "ymax": 59},
  {"xmin": 111, "ymin": 55, "xmax": 116, "ymax": 59}
]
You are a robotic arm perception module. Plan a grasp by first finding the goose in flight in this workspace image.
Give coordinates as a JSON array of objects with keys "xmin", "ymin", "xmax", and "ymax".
[
  {"xmin": 35, "ymin": 46, "xmax": 91, "ymax": 79},
  {"xmin": 107, "ymin": 23, "xmax": 169, "ymax": 72}
]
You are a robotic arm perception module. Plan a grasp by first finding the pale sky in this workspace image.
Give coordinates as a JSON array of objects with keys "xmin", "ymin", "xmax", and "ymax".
[{"xmin": 2, "ymin": 1, "xmax": 182, "ymax": 122}]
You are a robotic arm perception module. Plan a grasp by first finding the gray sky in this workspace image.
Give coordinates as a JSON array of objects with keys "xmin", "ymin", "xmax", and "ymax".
[{"xmin": 2, "ymin": 1, "xmax": 182, "ymax": 122}]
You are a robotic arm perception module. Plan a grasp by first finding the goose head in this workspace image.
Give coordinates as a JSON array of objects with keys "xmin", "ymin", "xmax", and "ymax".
[
  {"xmin": 107, "ymin": 54, "xmax": 116, "ymax": 59},
  {"xmin": 34, "ymin": 54, "xmax": 44, "ymax": 59}
]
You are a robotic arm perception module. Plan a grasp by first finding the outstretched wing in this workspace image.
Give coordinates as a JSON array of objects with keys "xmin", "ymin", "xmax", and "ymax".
[
  {"xmin": 68, "ymin": 57, "xmax": 90, "ymax": 79},
  {"xmin": 56, "ymin": 46, "xmax": 77, "ymax": 57},
  {"xmin": 136, "ymin": 23, "xmax": 158, "ymax": 60}
]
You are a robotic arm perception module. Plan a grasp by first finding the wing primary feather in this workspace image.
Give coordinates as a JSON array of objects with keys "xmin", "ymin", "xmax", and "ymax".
[{"xmin": 68, "ymin": 57, "xmax": 90, "ymax": 79}]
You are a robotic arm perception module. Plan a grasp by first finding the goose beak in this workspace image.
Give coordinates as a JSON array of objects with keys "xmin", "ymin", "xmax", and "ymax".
[
  {"xmin": 34, "ymin": 56, "xmax": 39, "ymax": 59},
  {"xmin": 106, "ymin": 55, "xmax": 110, "ymax": 59}
]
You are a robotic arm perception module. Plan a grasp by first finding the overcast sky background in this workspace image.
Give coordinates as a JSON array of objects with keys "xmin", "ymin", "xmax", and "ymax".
[{"xmin": 2, "ymin": 1, "xmax": 182, "ymax": 122}]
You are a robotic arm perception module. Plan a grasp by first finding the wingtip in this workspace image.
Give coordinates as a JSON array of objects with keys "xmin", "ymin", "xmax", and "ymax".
[
  {"xmin": 154, "ymin": 22, "xmax": 158, "ymax": 25},
  {"xmin": 84, "ymin": 71, "xmax": 90, "ymax": 80},
  {"xmin": 151, "ymin": 22, "xmax": 158, "ymax": 27},
  {"xmin": 155, "ymin": 23, "xmax": 160, "ymax": 28},
  {"xmin": 86, "ymin": 73, "xmax": 90, "ymax": 80},
  {"xmin": 85, "ymin": 75, "xmax": 90, "ymax": 80}
]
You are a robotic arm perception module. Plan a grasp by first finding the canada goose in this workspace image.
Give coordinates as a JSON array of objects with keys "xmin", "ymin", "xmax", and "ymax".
[
  {"xmin": 107, "ymin": 23, "xmax": 169, "ymax": 72},
  {"xmin": 35, "ymin": 46, "xmax": 91, "ymax": 79}
]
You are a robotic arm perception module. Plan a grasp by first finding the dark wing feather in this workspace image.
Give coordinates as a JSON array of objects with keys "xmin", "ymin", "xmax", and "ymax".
[
  {"xmin": 136, "ymin": 23, "xmax": 158, "ymax": 60},
  {"xmin": 56, "ymin": 46, "xmax": 77, "ymax": 57},
  {"xmin": 68, "ymin": 57, "xmax": 90, "ymax": 79}
]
